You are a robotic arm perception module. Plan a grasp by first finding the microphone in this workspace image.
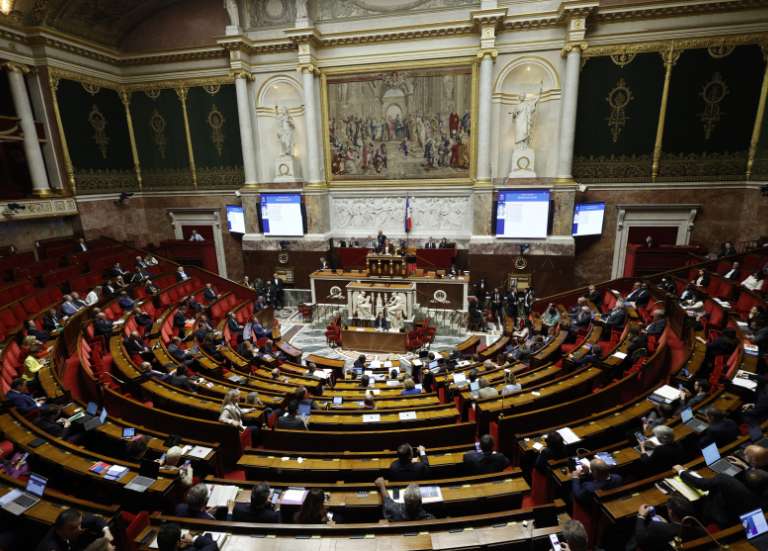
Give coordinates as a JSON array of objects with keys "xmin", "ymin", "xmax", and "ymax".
[{"xmin": 672, "ymin": 516, "xmax": 730, "ymax": 550}]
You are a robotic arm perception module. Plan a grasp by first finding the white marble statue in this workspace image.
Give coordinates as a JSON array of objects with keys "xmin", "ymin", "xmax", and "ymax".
[
  {"xmin": 386, "ymin": 293, "xmax": 407, "ymax": 330},
  {"xmin": 275, "ymin": 106, "xmax": 295, "ymax": 157},
  {"xmin": 224, "ymin": 0, "xmax": 240, "ymax": 28},
  {"xmin": 510, "ymin": 83, "xmax": 542, "ymax": 148},
  {"xmin": 295, "ymin": 0, "xmax": 309, "ymax": 22},
  {"xmin": 354, "ymin": 291, "xmax": 373, "ymax": 319}
]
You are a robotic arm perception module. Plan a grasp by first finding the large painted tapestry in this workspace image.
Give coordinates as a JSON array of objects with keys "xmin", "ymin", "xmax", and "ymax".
[{"xmin": 326, "ymin": 67, "xmax": 472, "ymax": 180}]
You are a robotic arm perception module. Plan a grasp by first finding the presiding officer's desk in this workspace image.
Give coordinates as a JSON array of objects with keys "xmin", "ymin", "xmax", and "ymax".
[{"xmin": 341, "ymin": 326, "xmax": 408, "ymax": 353}]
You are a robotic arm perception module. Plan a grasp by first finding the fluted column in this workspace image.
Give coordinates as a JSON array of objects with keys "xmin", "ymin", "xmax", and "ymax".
[
  {"xmin": 234, "ymin": 72, "xmax": 258, "ymax": 187},
  {"xmin": 5, "ymin": 62, "xmax": 51, "ymax": 196},
  {"xmin": 555, "ymin": 44, "xmax": 585, "ymax": 182},
  {"xmin": 301, "ymin": 65, "xmax": 322, "ymax": 184},
  {"xmin": 475, "ymin": 51, "xmax": 496, "ymax": 183}
]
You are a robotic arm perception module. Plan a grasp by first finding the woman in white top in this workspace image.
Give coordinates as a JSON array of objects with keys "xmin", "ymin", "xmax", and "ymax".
[{"xmin": 219, "ymin": 389, "xmax": 246, "ymax": 430}]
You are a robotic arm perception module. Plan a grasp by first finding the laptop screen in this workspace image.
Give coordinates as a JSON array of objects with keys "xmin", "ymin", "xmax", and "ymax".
[
  {"xmin": 26, "ymin": 473, "xmax": 47, "ymax": 497},
  {"xmin": 298, "ymin": 403, "xmax": 311, "ymax": 416},
  {"xmin": 123, "ymin": 427, "xmax": 135, "ymax": 439},
  {"xmin": 99, "ymin": 408, "xmax": 108, "ymax": 424},
  {"xmin": 332, "ymin": 397, "xmax": 342, "ymax": 405},
  {"xmin": 469, "ymin": 381, "xmax": 480, "ymax": 392},
  {"xmin": 740, "ymin": 508, "xmax": 768, "ymax": 540},
  {"xmin": 702, "ymin": 442, "xmax": 720, "ymax": 466},
  {"xmin": 681, "ymin": 407, "xmax": 693, "ymax": 423},
  {"xmin": 86, "ymin": 402, "xmax": 98, "ymax": 416}
]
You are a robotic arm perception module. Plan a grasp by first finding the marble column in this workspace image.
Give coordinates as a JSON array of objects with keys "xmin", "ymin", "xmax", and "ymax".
[
  {"xmin": 475, "ymin": 52, "xmax": 495, "ymax": 182},
  {"xmin": 555, "ymin": 45, "xmax": 583, "ymax": 181},
  {"xmin": 301, "ymin": 66, "xmax": 322, "ymax": 184},
  {"xmin": 6, "ymin": 63, "xmax": 51, "ymax": 196},
  {"xmin": 234, "ymin": 73, "xmax": 258, "ymax": 187}
]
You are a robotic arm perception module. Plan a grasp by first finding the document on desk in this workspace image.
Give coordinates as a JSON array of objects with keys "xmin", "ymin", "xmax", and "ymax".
[
  {"xmin": 279, "ymin": 487, "xmax": 308, "ymax": 505},
  {"xmin": 187, "ymin": 446, "xmax": 212, "ymax": 459},
  {"xmin": 398, "ymin": 411, "xmax": 417, "ymax": 421},
  {"xmin": 362, "ymin": 414, "xmax": 381, "ymax": 423},
  {"xmin": 664, "ymin": 476, "xmax": 707, "ymax": 501},
  {"xmin": 611, "ymin": 351, "xmax": 627, "ymax": 360},
  {"xmin": 206, "ymin": 484, "xmax": 238, "ymax": 508},
  {"xmin": 556, "ymin": 427, "xmax": 582, "ymax": 445}
]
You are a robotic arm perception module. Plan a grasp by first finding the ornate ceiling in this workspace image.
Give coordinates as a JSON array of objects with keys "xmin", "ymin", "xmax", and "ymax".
[{"xmin": 3, "ymin": 0, "xmax": 185, "ymax": 47}]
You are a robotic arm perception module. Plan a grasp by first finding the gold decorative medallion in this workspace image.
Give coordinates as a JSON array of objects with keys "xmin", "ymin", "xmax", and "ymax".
[
  {"xmin": 699, "ymin": 72, "xmax": 729, "ymax": 140},
  {"xmin": 610, "ymin": 52, "xmax": 636, "ymax": 68},
  {"xmin": 145, "ymin": 89, "xmax": 162, "ymax": 100},
  {"xmin": 203, "ymin": 84, "xmax": 221, "ymax": 96},
  {"xmin": 514, "ymin": 256, "xmax": 528, "ymax": 270},
  {"xmin": 606, "ymin": 78, "xmax": 633, "ymax": 143},
  {"xmin": 278, "ymin": 252, "xmax": 289, "ymax": 264},
  {"xmin": 707, "ymin": 43, "xmax": 735, "ymax": 59},
  {"xmin": 87, "ymin": 105, "xmax": 109, "ymax": 159},
  {"xmin": 149, "ymin": 109, "xmax": 167, "ymax": 159},
  {"xmin": 81, "ymin": 82, "xmax": 101, "ymax": 96},
  {"xmin": 207, "ymin": 104, "xmax": 225, "ymax": 157}
]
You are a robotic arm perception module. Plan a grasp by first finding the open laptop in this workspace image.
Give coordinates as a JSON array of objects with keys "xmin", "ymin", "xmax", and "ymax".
[
  {"xmin": 298, "ymin": 402, "xmax": 311, "ymax": 417},
  {"xmin": 680, "ymin": 407, "xmax": 709, "ymax": 433},
  {"xmin": 83, "ymin": 407, "xmax": 108, "ymax": 432},
  {"xmin": 1, "ymin": 473, "xmax": 47, "ymax": 515},
  {"xmin": 125, "ymin": 459, "xmax": 159, "ymax": 493},
  {"xmin": 702, "ymin": 442, "xmax": 742, "ymax": 476},
  {"xmin": 740, "ymin": 508, "xmax": 768, "ymax": 550}
]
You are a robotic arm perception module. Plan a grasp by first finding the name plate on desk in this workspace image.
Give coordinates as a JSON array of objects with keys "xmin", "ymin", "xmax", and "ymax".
[
  {"xmin": 362, "ymin": 414, "xmax": 381, "ymax": 423},
  {"xmin": 399, "ymin": 411, "xmax": 417, "ymax": 421}
]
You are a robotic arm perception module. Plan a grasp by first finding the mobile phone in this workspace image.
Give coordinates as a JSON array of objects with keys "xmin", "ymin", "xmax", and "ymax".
[
  {"xmin": 635, "ymin": 431, "xmax": 646, "ymax": 443},
  {"xmin": 549, "ymin": 533, "xmax": 562, "ymax": 551}
]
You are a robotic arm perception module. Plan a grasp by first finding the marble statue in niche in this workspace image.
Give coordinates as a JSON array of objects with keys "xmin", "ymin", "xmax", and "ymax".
[
  {"xmin": 353, "ymin": 290, "xmax": 373, "ymax": 319},
  {"xmin": 508, "ymin": 82, "xmax": 542, "ymax": 178},
  {"xmin": 224, "ymin": 0, "xmax": 241, "ymax": 34},
  {"xmin": 274, "ymin": 106, "xmax": 299, "ymax": 182}
]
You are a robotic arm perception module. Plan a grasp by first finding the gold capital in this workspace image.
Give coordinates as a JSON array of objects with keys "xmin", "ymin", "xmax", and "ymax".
[
  {"xmin": 2, "ymin": 61, "xmax": 30, "ymax": 74},
  {"xmin": 476, "ymin": 49, "xmax": 498, "ymax": 61},
  {"xmin": 231, "ymin": 70, "xmax": 254, "ymax": 81},
  {"xmin": 297, "ymin": 63, "xmax": 319, "ymax": 75},
  {"xmin": 561, "ymin": 42, "xmax": 588, "ymax": 58}
]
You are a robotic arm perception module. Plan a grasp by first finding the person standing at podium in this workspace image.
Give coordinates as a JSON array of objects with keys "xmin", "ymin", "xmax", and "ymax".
[{"xmin": 376, "ymin": 230, "xmax": 387, "ymax": 252}]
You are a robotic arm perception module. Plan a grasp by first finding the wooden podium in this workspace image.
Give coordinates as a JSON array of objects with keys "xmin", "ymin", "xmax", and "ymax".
[{"xmin": 366, "ymin": 253, "xmax": 406, "ymax": 276}]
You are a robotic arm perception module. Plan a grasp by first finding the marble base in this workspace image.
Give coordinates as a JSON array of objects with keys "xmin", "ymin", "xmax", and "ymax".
[
  {"xmin": 225, "ymin": 25, "xmax": 240, "ymax": 36},
  {"xmin": 274, "ymin": 155, "xmax": 300, "ymax": 183},
  {"xmin": 508, "ymin": 148, "xmax": 537, "ymax": 178}
]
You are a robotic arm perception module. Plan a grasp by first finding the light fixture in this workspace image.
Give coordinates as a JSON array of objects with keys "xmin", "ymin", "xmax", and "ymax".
[
  {"xmin": 526, "ymin": 66, "xmax": 531, "ymax": 72},
  {"xmin": 0, "ymin": 0, "xmax": 15, "ymax": 16}
]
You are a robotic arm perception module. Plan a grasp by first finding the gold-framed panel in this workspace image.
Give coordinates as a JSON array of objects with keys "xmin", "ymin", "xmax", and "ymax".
[{"xmin": 319, "ymin": 56, "xmax": 476, "ymax": 187}]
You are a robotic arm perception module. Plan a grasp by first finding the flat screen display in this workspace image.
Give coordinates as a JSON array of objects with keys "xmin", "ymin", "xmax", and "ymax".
[
  {"xmin": 260, "ymin": 194, "xmax": 304, "ymax": 237},
  {"xmin": 572, "ymin": 202, "xmax": 606, "ymax": 237},
  {"xmin": 495, "ymin": 190, "xmax": 550, "ymax": 238},
  {"xmin": 225, "ymin": 205, "xmax": 245, "ymax": 234}
]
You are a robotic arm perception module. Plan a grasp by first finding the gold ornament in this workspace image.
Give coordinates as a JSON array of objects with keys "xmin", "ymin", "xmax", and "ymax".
[
  {"xmin": 606, "ymin": 78, "xmax": 634, "ymax": 143},
  {"xmin": 202, "ymin": 84, "xmax": 221, "ymax": 95},
  {"xmin": 87, "ymin": 105, "xmax": 109, "ymax": 159},
  {"xmin": 145, "ymin": 89, "xmax": 162, "ymax": 100},
  {"xmin": 610, "ymin": 52, "xmax": 636, "ymax": 68},
  {"xmin": 207, "ymin": 104, "xmax": 225, "ymax": 157},
  {"xmin": 699, "ymin": 72, "xmax": 729, "ymax": 140},
  {"xmin": 149, "ymin": 109, "xmax": 167, "ymax": 159},
  {"xmin": 81, "ymin": 82, "xmax": 101, "ymax": 96}
]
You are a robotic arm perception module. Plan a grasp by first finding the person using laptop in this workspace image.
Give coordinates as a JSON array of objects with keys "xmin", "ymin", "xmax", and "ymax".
[
  {"xmin": 5, "ymin": 379, "xmax": 48, "ymax": 416},
  {"xmin": 699, "ymin": 406, "xmax": 740, "ymax": 448},
  {"xmin": 674, "ymin": 463, "xmax": 761, "ymax": 526},
  {"xmin": 638, "ymin": 425, "xmax": 685, "ymax": 475}
]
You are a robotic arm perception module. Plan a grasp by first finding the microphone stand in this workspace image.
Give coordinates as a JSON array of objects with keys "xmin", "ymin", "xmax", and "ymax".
[{"xmin": 671, "ymin": 516, "xmax": 730, "ymax": 550}]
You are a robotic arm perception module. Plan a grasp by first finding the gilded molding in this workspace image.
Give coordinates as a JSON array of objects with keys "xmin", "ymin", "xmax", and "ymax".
[
  {"xmin": 297, "ymin": 63, "xmax": 320, "ymax": 76},
  {"xmin": 1, "ymin": 61, "xmax": 29, "ymax": 73},
  {"xmin": 175, "ymin": 87, "xmax": 197, "ymax": 188},
  {"xmin": 561, "ymin": 42, "xmax": 588, "ymax": 58},
  {"xmin": 746, "ymin": 58, "xmax": 768, "ymax": 179},
  {"xmin": 595, "ymin": 0, "xmax": 768, "ymax": 23},
  {"xmin": 583, "ymin": 33, "xmax": 768, "ymax": 58},
  {"xmin": 651, "ymin": 45, "xmax": 680, "ymax": 181},
  {"xmin": 476, "ymin": 49, "xmax": 498, "ymax": 61},
  {"xmin": 119, "ymin": 88, "xmax": 142, "ymax": 190},
  {"xmin": 230, "ymin": 70, "xmax": 255, "ymax": 81},
  {"xmin": 47, "ymin": 72, "xmax": 76, "ymax": 194}
]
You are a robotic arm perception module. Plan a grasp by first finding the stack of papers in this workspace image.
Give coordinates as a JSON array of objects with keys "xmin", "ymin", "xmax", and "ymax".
[
  {"xmin": 664, "ymin": 475, "xmax": 708, "ymax": 501},
  {"xmin": 206, "ymin": 485, "xmax": 238, "ymax": 508},
  {"xmin": 744, "ymin": 344, "xmax": 760, "ymax": 356},
  {"xmin": 452, "ymin": 373, "xmax": 467, "ymax": 384},
  {"xmin": 612, "ymin": 351, "xmax": 627, "ymax": 360},
  {"xmin": 104, "ymin": 465, "xmax": 128, "ymax": 481},
  {"xmin": 556, "ymin": 427, "xmax": 582, "ymax": 445},
  {"xmin": 187, "ymin": 446, "xmax": 212, "ymax": 459},
  {"xmin": 650, "ymin": 384, "xmax": 683, "ymax": 404},
  {"xmin": 89, "ymin": 462, "xmax": 111, "ymax": 475},
  {"xmin": 732, "ymin": 370, "xmax": 758, "ymax": 391}
]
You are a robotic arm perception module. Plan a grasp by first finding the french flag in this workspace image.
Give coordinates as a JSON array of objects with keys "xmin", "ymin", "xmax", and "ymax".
[{"xmin": 405, "ymin": 196, "xmax": 413, "ymax": 233}]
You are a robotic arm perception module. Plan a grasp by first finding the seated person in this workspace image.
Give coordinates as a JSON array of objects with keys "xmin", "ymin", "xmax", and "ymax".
[
  {"xmin": 22, "ymin": 344, "xmax": 45, "ymax": 386},
  {"xmin": 631, "ymin": 497, "xmax": 705, "ymax": 550},
  {"xmin": 571, "ymin": 458, "xmax": 623, "ymax": 504},
  {"xmin": 540, "ymin": 303, "xmax": 560, "ymax": 329},
  {"xmin": 167, "ymin": 336, "xmax": 199, "ymax": 368},
  {"xmin": 60, "ymin": 295, "xmax": 82, "ymax": 318},
  {"xmin": 42, "ymin": 309, "xmax": 62, "ymax": 333},
  {"xmin": 624, "ymin": 282, "xmax": 650, "ymax": 308},
  {"xmin": 6, "ymin": 378, "xmax": 47, "ymax": 415},
  {"xmin": 123, "ymin": 331, "xmax": 153, "ymax": 362},
  {"xmin": 462, "ymin": 434, "xmax": 510, "ymax": 475},
  {"xmin": 585, "ymin": 284, "xmax": 603, "ymax": 311},
  {"xmin": 175, "ymin": 266, "xmax": 189, "ymax": 281},
  {"xmin": 374, "ymin": 478, "xmax": 434, "ymax": 521},
  {"xmin": 134, "ymin": 308, "xmax": 154, "ymax": 332},
  {"xmin": 601, "ymin": 302, "xmax": 627, "ymax": 338},
  {"xmin": 645, "ymin": 310, "xmax": 666, "ymax": 336},
  {"xmin": 570, "ymin": 344, "xmax": 603, "ymax": 368},
  {"xmin": 166, "ymin": 365, "xmax": 197, "ymax": 392},
  {"xmin": 24, "ymin": 320, "xmax": 50, "ymax": 342},
  {"xmin": 35, "ymin": 508, "xmax": 110, "ymax": 551},
  {"xmin": 400, "ymin": 378, "xmax": 421, "ymax": 396},
  {"xmin": 533, "ymin": 431, "xmax": 567, "ymax": 474},
  {"xmin": 93, "ymin": 313, "xmax": 114, "ymax": 338},
  {"xmin": 156, "ymin": 523, "xmax": 219, "ymax": 551},
  {"xmin": 723, "ymin": 261, "xmax": 741, "ymax": 280},
  {"xmin": 276, "ymin": 400, "xmax": 308, "ymax": 430},
  {"xmin": 388, "ymin": 443, "xmax": 429, "ymax": 481},
  {"xmin": 742, "ymin": 271, "xmax": 765, "ymax": 292},
  {"xmin": 203, "ymin": 283, "xmax": 219, "ymax": 303},
  {"xmin": 699, "ymin": 406, "xmax": 740, "ymax": 448},
  {"xmin": 703, "ymin": 328, "xmax": 738, "ymax": 374},
  {"xmin": 226, "ymin": 312, "xmax": 243, "ymax": 336},
  {"xmin": 117, "ymin": 291, "xmax": 135, "ymax": 311},
  {"xmin": 175, "ymin": 483, "xmax": 215, "ymax": 520},
  {"xmin": 293, "ymin": 488, "xmax": 330, "ymax": 524},
  {"xmin": 638, "ymin": 425, "xmax": 685, "ymax": 474},
  {"xmin": 160, "ymin": 446, "xmax": 194, "ymax": 488},
  {"xmin": 572, "ymin": 304, "xmax": 593, "ymax": 330},
  {"xmin": 232, "ymin": 482, "xmax": 280, "ymax": 523}
]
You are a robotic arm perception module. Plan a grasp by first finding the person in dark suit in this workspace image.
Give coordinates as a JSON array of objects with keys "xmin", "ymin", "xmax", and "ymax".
[
  {"xmin": 134, "ymin": 309, "xmax": 154, "ymax": 332},
  {"xmin": 703, "ymin": 328, "xmax": 738, "ymax": 376},
  {"xmin": 462, "ymin": 434, "xmax": 510, "ymax": 475},
  {"xmin": 374, "ymin": 311, "xmax": 390, "ymax": 331},
  {"xmin": 173, "ymin": 307, "xmax": 187, "ymax": 338},
  {"xmin": 93, "ymin": 313, "xmax": 114, "ymax": 338},
  {"xmin": 631, "ymin": 497, "xmax": 705, "ymax": 550},
  {"xmin": 42, "ymin": 309, "xmax": 62, "ymax": 333},
  {"xmin": 117, "ymin": 291, "xmax": 135, "ymax": 311},
  {"xmin": 439, "ymin": 237, "xmax": 450, "ymax": 248},
  {"xmin": 276, "ymin": 400, "xmax": 307, "ymax": 430},
  {"xmin": 226, "ymin": 312, "xmax": 243, "ymax": 336},
  {"xmin": 174, "ymin": 483, "xmax": 215, "ymax": 520},
  {"xmin": 625, "ymin": 282, "xmax": 650, "ymax": 308},
  {"xmin": 388, "ymin": 443, "xmax": 429, "ymax": 481},
  {"xmin": 638, "ymin": 425, "xmax": 685, "ymax": 474},
  {"xmin": 425, "ymin": 237, "xmax": 437, "ymax": 249},
  {"xmin": 156, "ymin": 522, "xmax": 219, "ymax": 551},
  {"xmin": 601, "ymin": 302, "xmax": 627, "ymax": 339},
  {"xmin": 570, "ymin": 344, "xmax": 603, "ymax": 368},
  {"xmin": 203, "ymin": 283, "xmax": 219, "ymax": 303},
  {"xmin": 585, "ymin": 284, "xmax": 602, "ymax": 310},
  {"xmin": 108, "ymin": 262, "xmax": 128, "ymax": 278},
  {"xmin": 124, "ymin": 330, "xmax": 153, "ymax": 362},
  {"xmin": 676, "ymin": 463, "xmax": 761, "ymax": 526},
  {"xmin": 167, "ymin": 337, "xmax": 198, "ymax": 369},
  {"xmin": 319, "ymin": 256, "xmax": 329, "ymax": 270},
  {"xmin": 376, "ymin": 230, "xmax": 387, "ymax": 252},
  {"xmin": 699, "ymin": 406, "xmax": 740, "ymax": 448},
  {"xmin": 231, "ymin": 482, "xmax": 280, "ymax": 523},
  {"xmin": 693, "ymin": 269, "xmax": 710, "ymax": 288},
  {"xmin": 24, "ymin": 320, "xmax": 50, "ymax": 342},
  {"xmin": 571, "ymin": 458, "xmax": 623, "ymax": 504},
  {"xmin": 269, "ymin": 273, "xmax": 284, "ymax": 310},
  {"xmin": 723, "ymin": 261, "xmax": 741, "ymax": 280},
  {"xmin": 6, "ymin": 379, "xmax": 46, "ymax": 415},
  {"xmin": 645, "ymin": 310, "xmax": 666, "ymax": 336},
  {"xmin": 166, "ymin": 365, "xmax": 197, "ymax": 392}
]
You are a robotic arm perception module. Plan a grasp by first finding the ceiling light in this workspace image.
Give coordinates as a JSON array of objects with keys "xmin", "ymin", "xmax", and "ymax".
[{"xmin": 0, "ymin": 0, "xmax": 14, "ymax": 16}]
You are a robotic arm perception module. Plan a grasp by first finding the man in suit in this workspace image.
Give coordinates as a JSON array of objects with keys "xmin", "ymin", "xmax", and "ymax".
[
  {"xmin": 269, "ymin": 274, "xmax": 283, "ymax": 310},
  {"xmin": 176, "ymin": 266, "xmax": 189, "ymax": 281},
  {"xmin": 226, "ymin": 312, "xmax": 243, "ymax": 337},
  {"xmin": 699, "ymin": 406, "xmax": 740, "ymax": 448},
  {"xmin": 693, "ymin": 269, "xmax": 710, "ymax": 288},
  {"xmin": 601, "ymin": 302, "xmax": 627, "ymax": 339},
  {"xmin": 724, "ymin": 261, "xmax": 741, "ymax": 280},
  {"xmin": 374, "ymin": 311, "xmax": 390, "ymax": 331},
  {"xmin": 676, "ymin": 463, "xmax": 761, "ymax": 526},
  {"xmin": 376, "ymin": 230, "xmax": 387, "ymax": 252},
  {"xmin": 109, "ymin": 262, "xmax": 128, "ymax": 279},
  {"xmin": 585, "ymin": 284, "xmax": 602, "ymax": 310},
  {"xmin": 276, "ymin": 400, "xmax": 307, "ymax": 430},
  {"xmin": 188, "ymin": 229, "xmax": 205, "ymax": 242},
  {"xmin": 6, "ymin": 378, "xmax": 46, "ymax": 415},
  {"xmin": 319, "ymin": 256, "xmax": 329, "ymax": 270},
  {"xmin": 645, "ymin": 309, "xmax": 666, "ymax": 336},
  {"xmin": 134, "ymin": 308, "xmax": 154, "ymax": 332},
  {"xmin": 76, "ymin": 237, "xmax": 88, "ymax": 252},
  {"xmin": 156, "ymin": 522, "xmax": 219, "ymax": 551},
  {"xmin": 25, "ymin": 320, "xmax": 50, "ymax": 342},
  {"xmin": 42, "ymin": 309, "xmax": 62, "ymax": 333},
  {"xmin": 463, "ymin": 434, "xmax": 510, "ymax": 475},
  {"xmin": 167, "ymin": 365, "xmax": 197, "ymax": 391},
  {"xmin": 93, "ymin": 312, "xmax": 114, "ymax": 338},
  {"xmin": 632, "ymin": 497, "xmax": 705, "ymax": 550},
  {"xmin": 203, "ymin": 283, "xmax": 219, "ymax": 304},
  {"xmin": 625, "ymin": 282, "xmax": 650, "ymax": 308},
  {"xmin": 231, "ymin": 482, "xmax": 280, "ymax": 523},
  {"xmin": 117, "ymin": 291, "xmax": 135, "ymax": 311},
  {"xmin": 173, "ymin": 307, "xmax": 188, "ymax": 338},
  {"xmin": 571, "ymin": 458, "xmax": 623, "ymax": 504},
  {"xmin": 60, "ymin": 295, "xmax": 81, "ymax": 317},
  {"xmin": 167, "ymin": 337, "xmax": 198, "ymax": 369},
  {"xmin": 638, "ymin": 425, "xmax": 685, "ymax": 474},
  {"xmin": 124, "ymin": 330, "xmax": 153, "ymax": 362},
  {"xmin": 425, "ymin": 237, "xmax": 437, "ymax": 249},
  {"xmin": 135, "ymin": 256, "xmax": 148, "ymax": 271},
  {"xmin": 439, "ymin": 237, "xmax": 450, "ymax": 248},
  {"xmin": 703, "ymin": 328, "xmax": 738, "ymax": 373},
  {"xmin": 388, "ymin": 443, "xmax": 429, "ymax": 481}
]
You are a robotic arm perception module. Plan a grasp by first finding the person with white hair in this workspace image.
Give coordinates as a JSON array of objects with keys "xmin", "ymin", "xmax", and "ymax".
[
  {"xmin": 161, "ymin": 446, "xmax": 194, "ymax": 487},
  {"xmin": 374, "ymin": 477, "xmax": 434, "ymax": 521},
  {"xmin": 174, "ymin": 483, "xmax": 214, "ymax": 519},
  {"xmin": 638, "ymin": 424, "xmax": 684, "ymax": 474}
]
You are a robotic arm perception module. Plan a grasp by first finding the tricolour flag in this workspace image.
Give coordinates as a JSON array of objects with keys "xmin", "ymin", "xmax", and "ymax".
[{"xmin": 405, "ymin": 196, "xmax": 413, "ymax": 233}]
